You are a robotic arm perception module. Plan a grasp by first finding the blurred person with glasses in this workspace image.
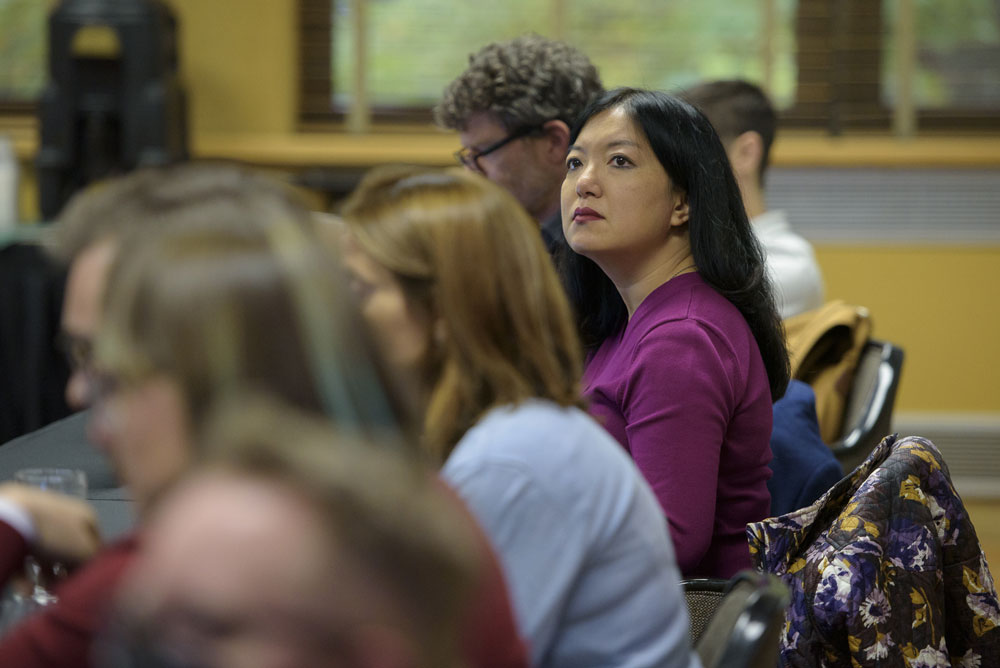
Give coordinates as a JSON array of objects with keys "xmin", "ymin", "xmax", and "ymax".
[
  {"xmin": 0, "ymin": 165, "xmax": 319, "ymax": 666},
  {"xmin": 436, "ymin": 34, "xmax": 603, "ymax": 256},
  {"xmin": 0, "ymin": 164, "xmax": 445, "ymax": 668},
  {"xmin": 0, "ymin": 175, "xmax": 174, "ymax": 656},
  {"xmin": 453, "ymin": 124, "xmax": 545, "ymax": 173},
  {"xmin": 0, "ymin": 172, "xmax": 186, "ymax": 538}
]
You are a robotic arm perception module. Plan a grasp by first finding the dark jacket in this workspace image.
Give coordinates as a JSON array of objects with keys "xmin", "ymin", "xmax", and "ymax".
[{"xmin": 767, "ymin": 380, "xmax": 844, "ymax": 516}]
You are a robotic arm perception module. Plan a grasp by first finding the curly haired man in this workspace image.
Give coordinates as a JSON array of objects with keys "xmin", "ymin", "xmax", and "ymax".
[{"xmin": 436, "ymin": 34, "xmax": 603, "ymax": 253}]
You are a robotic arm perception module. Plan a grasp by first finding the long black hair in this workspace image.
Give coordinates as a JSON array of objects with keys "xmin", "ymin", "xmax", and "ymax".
[{"xmin": 558, "ymin": 87, "xmax": 789, "ymax": 400}]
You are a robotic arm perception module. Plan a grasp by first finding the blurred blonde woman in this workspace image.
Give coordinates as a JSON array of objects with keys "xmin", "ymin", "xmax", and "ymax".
[{"xmin": 341, "ymin": 167, "xmax": 698, "ymax": 668}]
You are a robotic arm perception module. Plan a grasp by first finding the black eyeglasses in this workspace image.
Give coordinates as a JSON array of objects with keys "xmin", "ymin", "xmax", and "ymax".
[{"xmin": 454, "ymin": 125, "xmax": 544, "ymax": 171}]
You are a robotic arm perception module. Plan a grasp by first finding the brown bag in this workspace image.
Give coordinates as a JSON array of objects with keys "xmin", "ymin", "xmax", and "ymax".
[{"xmin": 783, "ymin": 301, "xmax": 872, "ymax": 443}]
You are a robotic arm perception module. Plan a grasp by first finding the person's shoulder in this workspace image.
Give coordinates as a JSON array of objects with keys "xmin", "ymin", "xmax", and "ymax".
[
  {"xmin": 684, "ymin": 274, "xmax": 746, "ymax": 319},
  {"xmin": 754, "ymin": 210, "xmax": 817, "ymax": 255},
  {"xmin": 629, "ymin": 287, "xmax": 756, "ymax": 389},
  {"xmin": 636, "ymin": 289, "xmax": 743, "ymax": 357},
  {"xmin": 634, "ymin": 272, "xmax": 744, "ymax": 331},
  {"xmin": 453, "ymin": 402, "xmax": 631, "ymax": 477},
  {"xmin": 460, "ymin": 401, "xmax": 601, "ymax": 453},
  {"xmin": 49, "ymin": 534, "xmax": 139, "ymax": 624},
  {"xmin": 751, "ymin": 209, "xmax": 793, "ymax": 237},
  {"xmin": 631, "ymin": 273, "xmax": 702, "ymax": 323},
  {"xmin": 62, "ymin": 534, "xmax": 138, "ymax": 588},
  {"xmin": 685, "ymin": 278, "xmax": 761, "ymax": 352}
]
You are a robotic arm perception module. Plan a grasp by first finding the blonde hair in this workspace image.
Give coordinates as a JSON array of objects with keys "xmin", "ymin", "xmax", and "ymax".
[
  {"xmin": 95, "ymin": 164, "xmax": 409, "ymax": 442},
  {"xmin": 341, "ymin": 167, "xmax": 583, "ymax": 462}
]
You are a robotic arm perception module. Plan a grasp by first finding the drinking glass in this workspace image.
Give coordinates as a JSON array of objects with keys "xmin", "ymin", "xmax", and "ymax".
[
  {"xmin": 13, "ymin": 467, "xmax": 88, "ymax": 496},
  {"xmin": 0, "ymin": 468, "xmax": 88, "ymax": 635}
]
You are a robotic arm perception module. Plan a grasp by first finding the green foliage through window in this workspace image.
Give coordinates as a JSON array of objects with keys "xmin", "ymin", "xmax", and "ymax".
[
  {"xmin": 332, "ymin": 0, "xmax": 798, "ymax": 111},
  {"xmin": 882, "ymin": 0, "xmax": 1000, "ymax": 109},
  {"xmin": 0, "ymin": 0, "xmax": 49, "ymax": 101}
]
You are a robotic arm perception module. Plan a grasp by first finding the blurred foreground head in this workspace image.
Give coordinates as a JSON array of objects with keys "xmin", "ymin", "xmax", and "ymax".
[
  {"xmin": 107, "ymin": 397, "xmax": 478, "ymax": 668},
  {"xmin": 88, "ymin": 163, "xmax": 411, "ymax": 511}
]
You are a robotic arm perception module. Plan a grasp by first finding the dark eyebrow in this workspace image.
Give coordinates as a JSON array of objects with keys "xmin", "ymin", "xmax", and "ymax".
[{"xmin": 567, "ymin": 139, "xmax": 640, "ymax": 153}]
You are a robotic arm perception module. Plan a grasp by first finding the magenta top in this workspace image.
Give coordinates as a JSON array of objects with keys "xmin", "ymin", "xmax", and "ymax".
[{"xmin": 583, "ymin": 272, "xmax": 773, "ymax": 578}]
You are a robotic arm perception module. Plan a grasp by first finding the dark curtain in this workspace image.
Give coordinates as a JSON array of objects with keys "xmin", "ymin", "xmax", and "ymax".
[{"xmin": 0, "ymin": 242, "xmax": 71, "ymax": 444}]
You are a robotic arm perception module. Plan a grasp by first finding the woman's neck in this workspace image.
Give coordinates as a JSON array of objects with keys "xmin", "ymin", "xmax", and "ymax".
[{"xmin": 597, "ymin": 236, "xmax": 697, "ymax": 319}]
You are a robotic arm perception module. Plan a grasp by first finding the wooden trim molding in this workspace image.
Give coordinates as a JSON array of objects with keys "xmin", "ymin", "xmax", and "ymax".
[{"xmin": 5, "ymin": 115, "xmax": 1000, "ymax": 169}]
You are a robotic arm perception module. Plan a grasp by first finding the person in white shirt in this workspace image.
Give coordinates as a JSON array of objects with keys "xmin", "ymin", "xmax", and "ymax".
[{"xmin": 682, "ymin": 79, "xmax": 824, "ymax": 318}]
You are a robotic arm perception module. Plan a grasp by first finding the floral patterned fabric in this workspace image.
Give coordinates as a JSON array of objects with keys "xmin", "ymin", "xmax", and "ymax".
[{"xmin": 748, "ymin": 434, "xmax": 1000, "ymax": 667}]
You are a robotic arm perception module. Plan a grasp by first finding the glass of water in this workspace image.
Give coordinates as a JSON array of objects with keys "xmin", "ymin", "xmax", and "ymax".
[{"xmin": 0, "ymin": 468, "xmax": 88, "ymax": 635}]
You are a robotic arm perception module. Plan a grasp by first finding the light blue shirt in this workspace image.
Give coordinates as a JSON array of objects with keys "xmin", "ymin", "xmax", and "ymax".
[{"xmin": 442, "ymin": 400, "xmax": 701, "ymax": 668}]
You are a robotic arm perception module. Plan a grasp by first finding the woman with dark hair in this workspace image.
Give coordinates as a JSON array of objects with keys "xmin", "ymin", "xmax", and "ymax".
[{"xmin": 561, "ymin": 88, "xmax": 790, "ymax": 578}]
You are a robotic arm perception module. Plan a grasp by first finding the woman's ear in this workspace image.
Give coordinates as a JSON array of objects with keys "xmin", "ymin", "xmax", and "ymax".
[{"xmin": 670, "ymin": 191, "xmax": 690, "ymax": 227}]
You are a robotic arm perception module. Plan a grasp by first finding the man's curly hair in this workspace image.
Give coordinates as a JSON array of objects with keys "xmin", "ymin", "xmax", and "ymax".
[{"xmin": 435, "ymin": 34, "xmax": 603, "ymax": 132}]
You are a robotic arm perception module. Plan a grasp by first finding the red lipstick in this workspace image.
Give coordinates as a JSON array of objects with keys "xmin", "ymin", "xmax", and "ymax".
[{"xmin": 573, "ymin": 207, "xmax": 604, "ymax": 222}]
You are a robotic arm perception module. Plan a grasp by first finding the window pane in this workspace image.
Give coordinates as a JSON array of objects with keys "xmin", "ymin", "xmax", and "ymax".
[
  {"xmin": 331, "ymin": 0, "xmax": 797, "ymax": 111},
  {"xmin": 333, "ymin": 0, "xmax": 541, "ymax": 109},
  {"xmin": 0, "ymin": 0, "xmax": 48, "ymax": 101},
  {"xmin": 568, "ymin": 0, "xmax": 797, "ymax": 108},
  {"xmin": 883, "ymin": 0, "xmax": 1000, "ymax": 109}
]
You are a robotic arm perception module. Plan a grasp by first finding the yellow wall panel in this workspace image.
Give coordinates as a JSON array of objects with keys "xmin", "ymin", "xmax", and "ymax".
[
  {"xmin": 815, "ymin": 245, "xmax": 1000, "ymax": 413},
  {"xmin": 167, "ymin": 0, "xmax": 297, "ymax": 134}
]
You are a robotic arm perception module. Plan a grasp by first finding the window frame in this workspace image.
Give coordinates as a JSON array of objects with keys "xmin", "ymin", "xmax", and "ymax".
[
  {"xmin": 0, "ymin": 101, "xmax": 36, "ymax": 115},
  {"xmin": 299, "ymin": 0, "xmax": 435, "ymax": 125}
]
